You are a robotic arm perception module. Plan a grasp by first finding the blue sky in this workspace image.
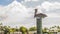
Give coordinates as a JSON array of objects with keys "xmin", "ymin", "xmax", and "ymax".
[
  {"xmin": 0, "ymin": 0, "xmax": 60, "ymax": 28},
  {"xmin": 0, "ymin": 0, "xmax": 24, "ymax": 6},
  {"xmin": 0, "ymin": 0, "xmax": 13, "ymax": 5},
  {"xmin": 0, "ymin": 0, "xmax": 60, "ymax": 6}
]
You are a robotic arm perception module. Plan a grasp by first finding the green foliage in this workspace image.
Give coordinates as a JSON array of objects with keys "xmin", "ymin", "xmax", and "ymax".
[
  {"xmin": 42, "ymin": 27, "xmax": 48, "ymax": 32},
  {"xmin": 15, "ymin": 29, "xmax": 18, "ymax": 31},
  {"xmin": 10, "ymin": 28, "xmax": 16, "ymax": 32},
  {"xmin": 20, "ymin": 26, "xmax": 27, "ymax": 32},
  {"xmin": 19, "ymin": 26, "xmax": 27, "ymax": 34},
  {"xmin": 29, "ymin": 27, "xmax": 37, "ymax": 31},
  {"xmin": 3, "ymin": 26, "xmax": 10, "ymax": 34}
]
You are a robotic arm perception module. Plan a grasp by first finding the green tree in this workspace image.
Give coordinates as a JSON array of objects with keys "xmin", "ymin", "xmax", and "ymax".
[
  {"xmin": 3, "ymin": 26, "xmax": 10, "ymax": 34},
  {"xmin": 57, "ymin": 26, "xmax": 60, "ymax": 32},
  {"xmin": 15, "ymin": 26, "xmax": 19, "ymax": 32},
  {"xmin": 10, "ymin": 28, "xmax": 16, "ymax": 32},
  {"xmin": 29, "ymin": 27, "xmax": 37, "ymax": 31},
  {"xmin": 15, "ymin": 28, "xmax": 19, "ymax": 32},
  {"xmin": 19, "ymin": 26, "xmax": 27, "ymax": 34},
  {"xmin": 42, "ymin": 27, "xmax": 48, "ymax": 32},
  {"xmin": 0, "ymin": 23, "xmax": 3, "ymax": 31}
]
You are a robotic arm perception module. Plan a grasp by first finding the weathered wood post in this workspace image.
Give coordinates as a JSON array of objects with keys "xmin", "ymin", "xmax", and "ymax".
[{"xmin": 34, "ymin": 9, "xmax": 47, "ymax": 34}]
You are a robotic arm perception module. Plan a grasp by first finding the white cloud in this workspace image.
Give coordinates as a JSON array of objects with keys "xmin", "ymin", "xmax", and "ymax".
[
  {"xmin": 0, "ymin": 1, "xmax": 36, "ymax": 28},
  {"xmin": 41, "ymin": 1, "xmax": 52, "ymax": 10},
  {"xmin": 0, "ymin": 1, "xmax": 60, "ymax": 28},
  {"xmin": 40, "ymin": 1, "xmax": 60, "ymax": 28},
  {"xmin": 41, "ymin": 1, "xmax": 60, "ymax": 11},
  {"xmin": 0, "ymin": 6, "xmax": 4, "ymax": 10},
  {"xmin": 40, "ymin": 1, "xmax": 60, "ymax": 18},
  {"xmin": 46, "ymin": 13, "xmax": 60, "ymax": 18}
]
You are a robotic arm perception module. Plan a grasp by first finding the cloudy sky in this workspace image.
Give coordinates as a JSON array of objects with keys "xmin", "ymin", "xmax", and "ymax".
[{"xmin": 0, "ymin": 0, "xmax": 60, "ymax": 28}]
